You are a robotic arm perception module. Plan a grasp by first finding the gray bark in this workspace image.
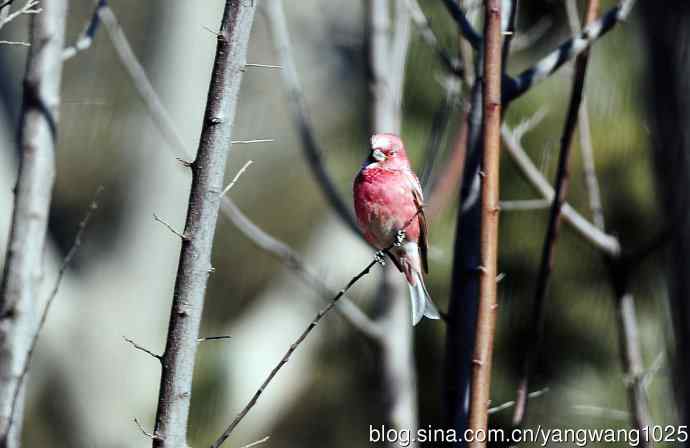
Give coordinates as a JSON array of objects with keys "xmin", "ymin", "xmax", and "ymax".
[
  {"xmin": 0, "ymin": 1, "xmax": 68, "ymax": 446},
  {"xmin": 151, "ymin": 1, "xmax": 257, "ymax": 447}
]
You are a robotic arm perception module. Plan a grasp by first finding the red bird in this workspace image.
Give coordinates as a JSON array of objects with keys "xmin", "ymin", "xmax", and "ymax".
[{"xmin": 353, "ymin": 133, "xmax": 440, "ymax": 325}]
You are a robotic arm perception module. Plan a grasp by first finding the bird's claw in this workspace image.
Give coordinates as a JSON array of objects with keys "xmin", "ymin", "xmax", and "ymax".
[
  {"xmin": 394, "ymin": 230, "xmax": 406, "ymax": 247},
  {"xmin": 374, "ymin": 251, "xmax": 386, "ymax": 266}
]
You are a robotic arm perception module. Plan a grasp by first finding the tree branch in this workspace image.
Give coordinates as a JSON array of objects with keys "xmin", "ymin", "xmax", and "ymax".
[
  {"xmin": 265, "ymin": 0, "xmax": 359, "ymax": 235},
  {"xmin": 151, "ymin": 2, "xmax": 257, "ymax": 447},
  {"xmin": 0, "ymin": 1, "xmax": 67, "ymax": 445},
  {"xmin": 467, "ymin": 2, "xmax": 502, "ymax": 445},
  {"xmin": 440, "ymin": 0, "xmax": 482, "ymax": 50},
  {"xmin": 503, "ymin": 0, "xmax": 637, "ymax": 102},
  {"xmin": 512, "ymin": 0, "xmax": 600, "ymax": 424},
  {"xmin": 501, "ymin": 123, "xmax": 620, "ymax": 256},
  {"xmin": 62, "ymin": 0, "xmax": 105, "ymax": 60},
  {"xmin": 209, "ymin": 215, "xmax": 420, "ymax": 448}
]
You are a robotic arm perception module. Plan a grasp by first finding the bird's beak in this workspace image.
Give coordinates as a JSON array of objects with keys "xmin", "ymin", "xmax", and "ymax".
[{"xmin": 372, "ymin": 148, "xmax": 386, "ymax": 162}]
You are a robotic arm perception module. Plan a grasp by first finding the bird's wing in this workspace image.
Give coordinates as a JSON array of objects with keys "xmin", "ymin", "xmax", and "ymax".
[{"xmin": 406, "ymin": 170, "xmax": 429, "ymax": 274}]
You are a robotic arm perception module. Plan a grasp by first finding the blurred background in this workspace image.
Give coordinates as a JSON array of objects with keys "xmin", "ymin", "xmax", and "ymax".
[{"xmin": 0, "ymin": 0, "xmax": 676, "ymax": 446}]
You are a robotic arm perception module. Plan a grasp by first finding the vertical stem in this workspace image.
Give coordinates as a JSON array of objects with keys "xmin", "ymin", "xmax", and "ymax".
[
  {"xmin": 467, "ymin": 1, "xmax": 502, "ymax": 445},
  {"xmin": 512, "ymin": 0, "xmax": 597, "ymax": 426},
  {"xmin": 151, "ymin": 2, "xmax": 256, "ymax": 447},
  {"xmin": 0, "ymin": 1, "xmax": 68, "ymax": 446}
]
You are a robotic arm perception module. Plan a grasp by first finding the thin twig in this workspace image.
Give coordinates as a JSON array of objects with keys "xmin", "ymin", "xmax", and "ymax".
[
  {"xmin": 488, "ymin": 388, "xmax": 548, "ymax": 414},
  {"xmin": 134, "ymin": 417, "xmax": 160, "ymax": 440},
  {"xmin": 153, "ymin": 213, "xmax": 187, "ymax": 240},
  {"xmin": 0, "ymin": 0, "xmax": 40, "ymax": 32},
  {"xmin": 244, "ymin": 63, "xmax": 281, "ymax": 69},
  {"xmin": 6, "ymin": 189, "xmax": 101, "ymax": 438},
  {"xmin": 220, "ymin": 160, "xmax": 253, "ymax": 197},
  {"xmin": 499, "ymin": 199, "xmax": 550, "ymax": 211},
  {"xmin": 197, "ymin": 335, "xmax": 232, "ymax": 343},
  {"xmin": 219, "ymin": 199, "xmax": 382, "ymax": 339},
  {"xmin": 239, "ymin": 436, "xmax": 270, "ymax": 448},
  {"xmin": 230, "ymin": 139, "xmax": 273, "ymax": 144},
  {"xmin": 512, "ymin": 0, "xmax": 605, "ymax": 426},
  {"xmin": 124, "ymin": 337, "xmax": 162, "ymax": 361},
  {"xmin": 468, "ymin": 2, "xmax": 502, "ymax": 445},
  {"xmin": 209, "ymin": 214, "xmax": 420, "ymax": 448}
]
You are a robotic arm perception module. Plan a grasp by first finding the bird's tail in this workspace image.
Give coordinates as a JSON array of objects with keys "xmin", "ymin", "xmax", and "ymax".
[{"xmin": 408, "ymin": 270, "xmax": 440, "ymax": 325}]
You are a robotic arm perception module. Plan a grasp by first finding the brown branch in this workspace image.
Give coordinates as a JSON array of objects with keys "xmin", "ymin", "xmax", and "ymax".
[
  {"xmin": 151, "ymin": 2, "xmax": 258, "ymax": 447},
  {"xmin": 468, "ymin": 2, "xmax": 502, "ymax": 446},
  {"xmin": 512, "ymin": 0, "xmax": 600, "ymax": 426},
  {"xmin": 0, "ymin": 1, "xmax": 67, "ymax": 445}
]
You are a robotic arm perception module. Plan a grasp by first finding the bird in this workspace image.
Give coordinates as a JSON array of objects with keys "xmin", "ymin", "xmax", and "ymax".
[{"xmin": 353, "ymin": 133, "xmax": 440, "ymax": 325}]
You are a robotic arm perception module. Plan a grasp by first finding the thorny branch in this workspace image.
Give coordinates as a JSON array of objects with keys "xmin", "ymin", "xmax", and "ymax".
[{"xmin": 467, "ymin": 1, "xmax": 502, "ymax": 445}]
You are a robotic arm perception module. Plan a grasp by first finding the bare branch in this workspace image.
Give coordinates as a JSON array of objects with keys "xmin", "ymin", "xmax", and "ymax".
[
  {"xmin": 0, "ymin": 1, "xmax": 67, "ymax": 444},
  {"xmin": 208, "ymin": 216, "xmax": 420, "ymax": 448},
  {"xmin": 0, "ymin": 40, "xmax": 29, "ymax": 45},
  {"xmin": 152, "ymin": 213, "xmax": 187, "ymax": 240},
  {"xmin": 230, "ymin": 139, "xmax": 273, "ymax": 144},
  {"xmin": 219, "ymin": 198, "xmax": 382, "ymax": 340},
  {"xmin": 265, "ymin": 0, "xmax": 359, "ymax": 235},
  {"xmin": 499, "ymin": 199, "xmax": 550, "ymax": 211},
  {"xmin": 124, "ymin": 337, "xmax": 162, "ymax": 361},
  {"xmin": 62, "ymin": 0, "xmax": 105, "ymax": 60},
  {"xmin": 488, "ymin": 388, "xmax": 548, "ymax": 414},
  {"xmin": 467, "ymin": 1, "xmax": 502, "ymax": 444},
  {"xmin": 134, "ymin": 418, "xmax": 160, "ymax": 440},
  {"xmin": 98, "ymin": 5, "xmax": 190, "ymax": 160},
  {"xmin": 405, "ymin": 0, "xmax": 462, "ymax": 75},
  {"xmin": 244, "ymin": 63, "xmax": 281, "ymax": 69},
  {"xmin": 0, "ymin": 0, "xmax": 40, "ymax": 32},
  {"xmin": 513, "ymin": 0, "xmax": 601, "ymax": 424},
  {"xmin": 6, "ymin": 188, "xmax": 101, "ymax": 441},
  {"xmin": 197, "ymin": 335, "xmax": 232, "ymax": 343},
  {"xmin": 239, "ymin": 436, "xmax": 270, "ymax": 448},
  {"xmin": 503, "ymin": 0, "xmax": 637, "ymax": 102},
  {"xmin": 501, "ymin": 124, "xmax": 620, "ymax": 256},
  {"xmin": 151, "ymin": 2, "xmax": 258, "ymax": 447},
  {"xmin": 440, "ymin": 0, "xmax": 482, "ymax": 50},
  {"xmin": 220, "ymin": 160, "xmax": 253, "ymax": 197}
]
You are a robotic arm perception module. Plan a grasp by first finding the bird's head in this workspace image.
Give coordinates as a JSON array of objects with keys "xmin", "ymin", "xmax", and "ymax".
[{"xmin": 367, "ymin": 133, "xmax": 409, "ymax": 168}]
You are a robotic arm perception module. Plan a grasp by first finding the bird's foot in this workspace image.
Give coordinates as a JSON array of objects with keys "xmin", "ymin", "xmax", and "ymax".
[
  {"xmin": 394, "ymin": 229, "xmax": 406, "ymax": 247},
  {"xmin": 374, "ymin": 251, "xmax": 387, "ymax": 266}
]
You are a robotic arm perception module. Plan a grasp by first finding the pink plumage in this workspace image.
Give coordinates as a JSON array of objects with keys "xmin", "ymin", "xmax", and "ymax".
[{"xmin": 353, "ymin": 133, "xmax": 440, "ymax": 325}]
